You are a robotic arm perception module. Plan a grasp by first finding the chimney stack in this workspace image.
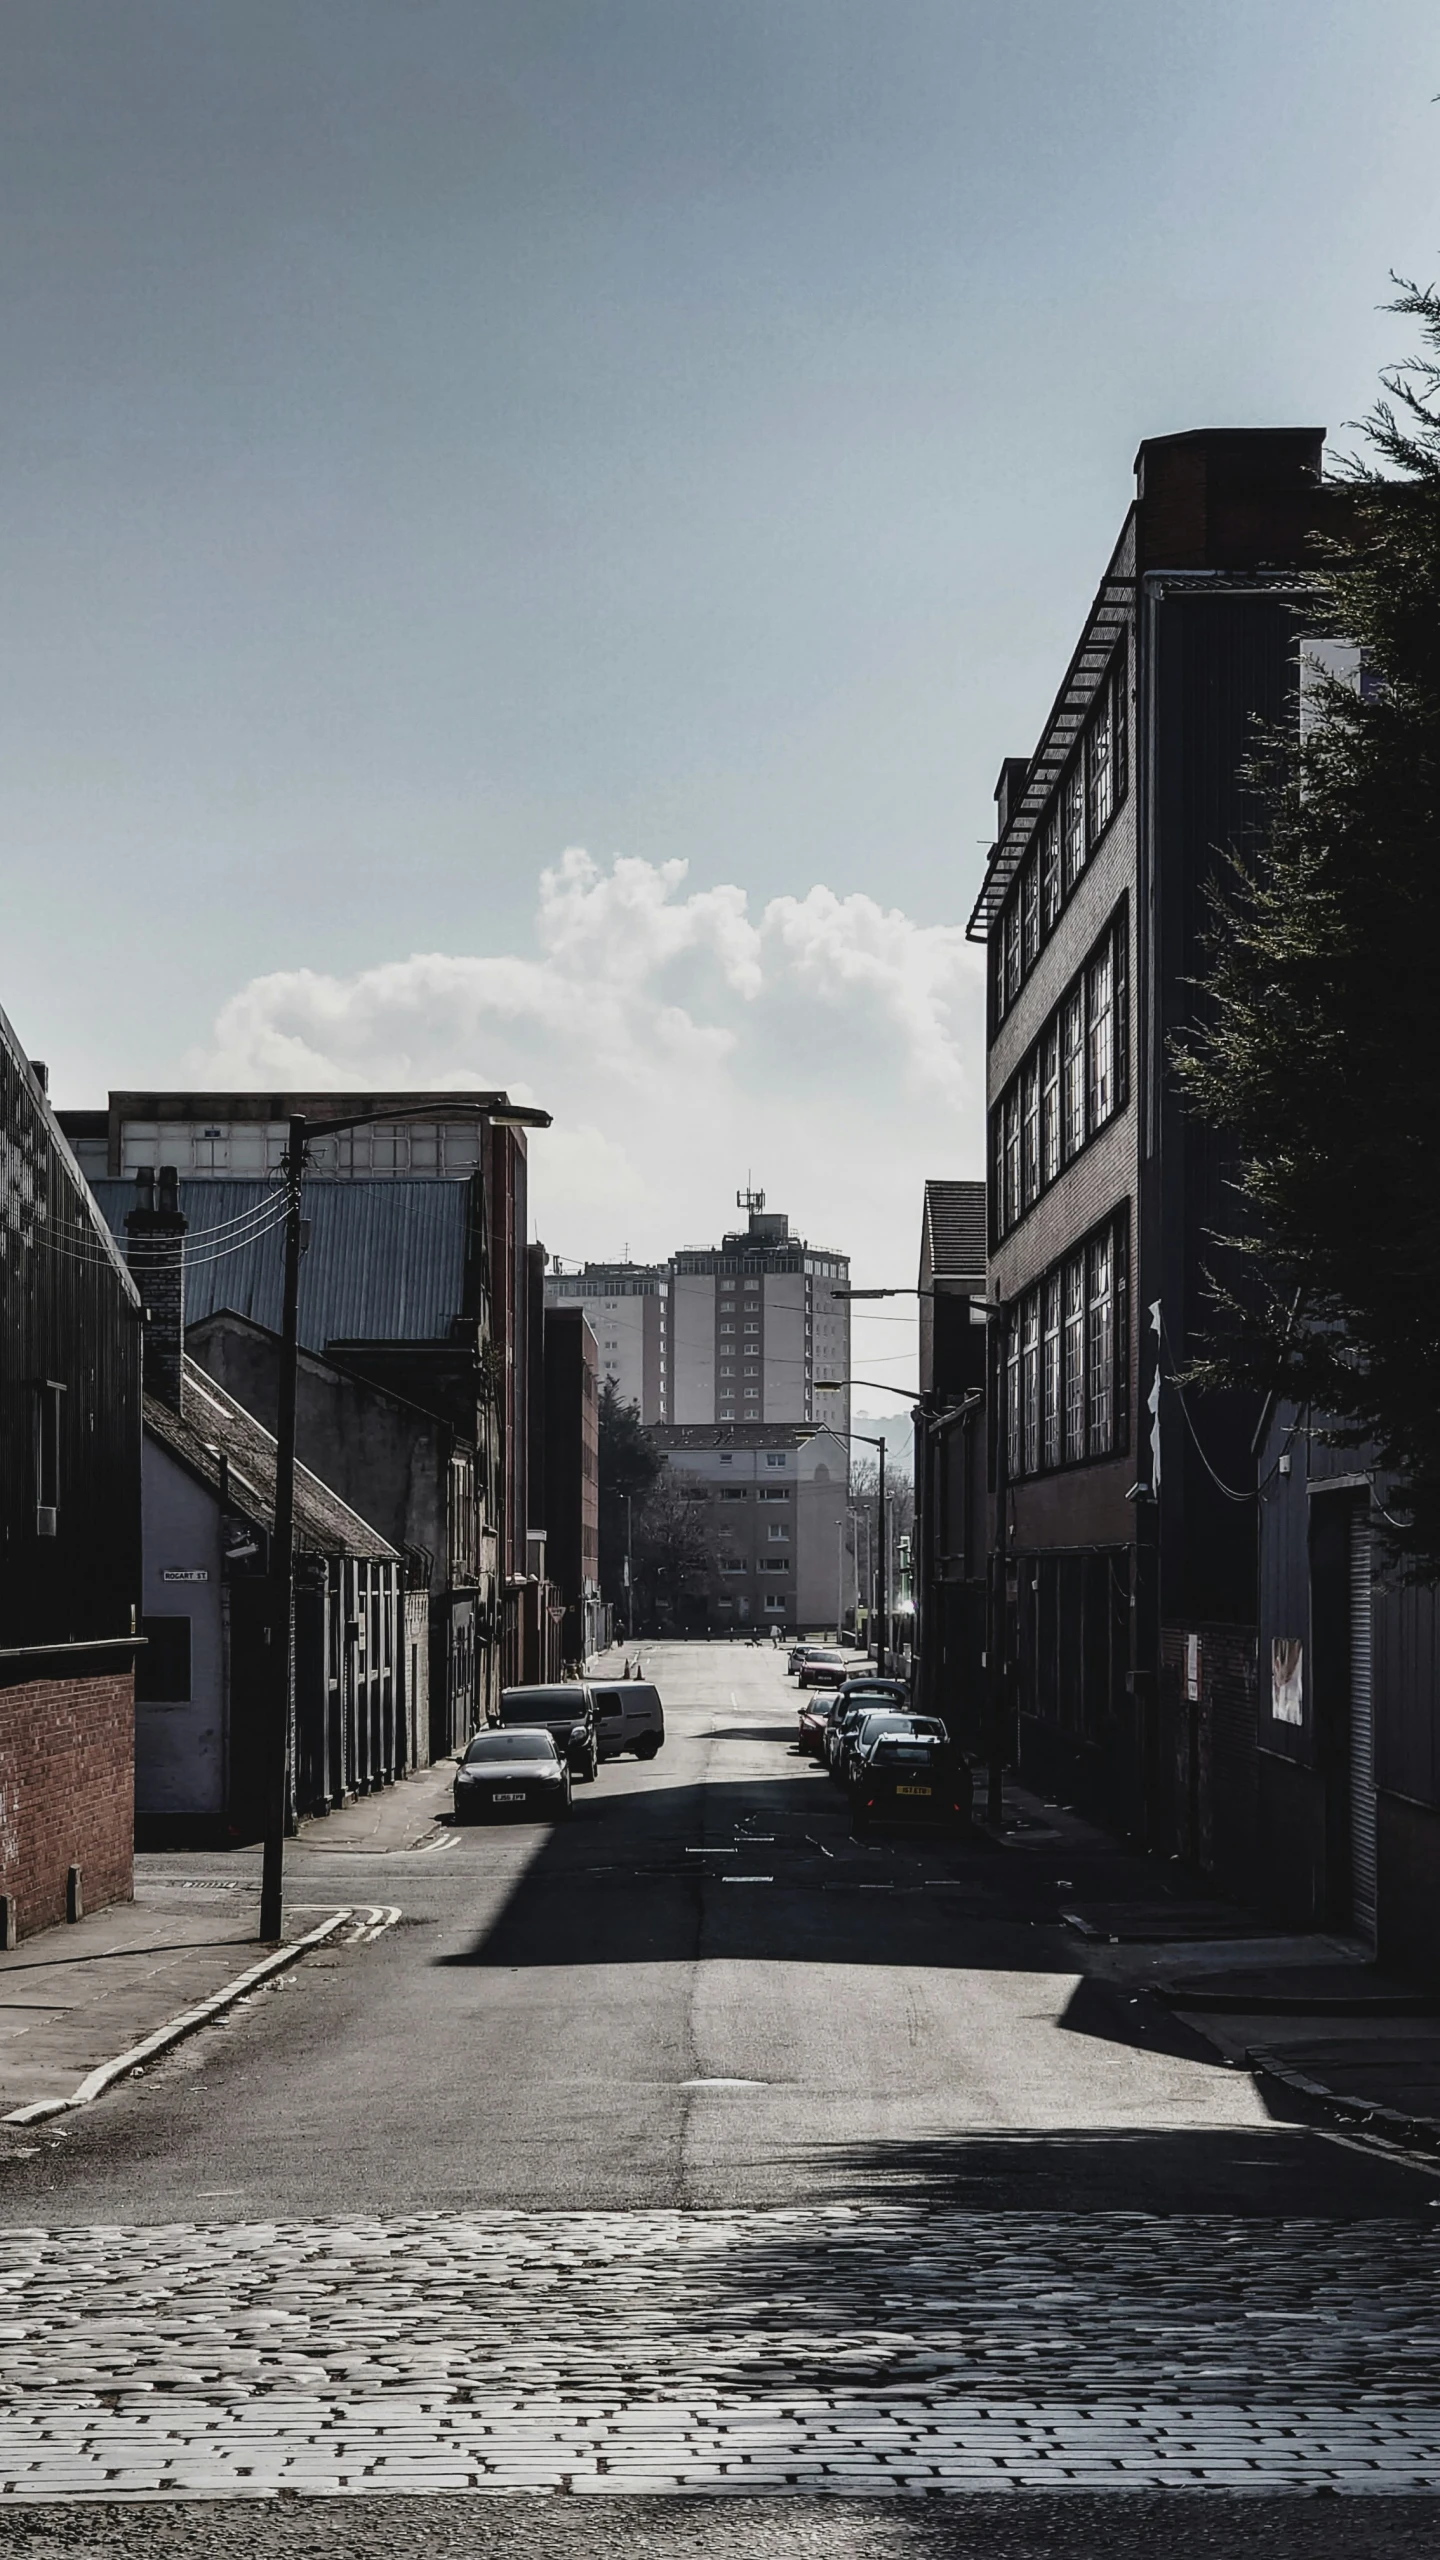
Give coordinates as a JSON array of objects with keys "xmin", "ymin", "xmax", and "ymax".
[{"xmin": 125, "ymin": 1166, "xmax": 187, "ymax": 1411}]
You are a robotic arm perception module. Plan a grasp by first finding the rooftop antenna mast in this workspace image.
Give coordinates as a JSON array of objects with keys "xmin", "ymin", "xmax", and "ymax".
[{"xmin": 736, "ymin": 1179, "xmax": 766, "ymax": 1214}]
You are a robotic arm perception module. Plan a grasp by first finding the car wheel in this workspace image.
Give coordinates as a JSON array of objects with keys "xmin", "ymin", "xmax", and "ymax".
[{"xmin": 636, "ymin": 1735, "xmax": 659, "ymax": 1761}]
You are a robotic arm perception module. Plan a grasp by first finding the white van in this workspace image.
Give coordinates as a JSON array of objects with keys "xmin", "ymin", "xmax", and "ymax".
[{"xmin": 591, "ymin": 1681, "xmax": 665, "ymax": 1762}]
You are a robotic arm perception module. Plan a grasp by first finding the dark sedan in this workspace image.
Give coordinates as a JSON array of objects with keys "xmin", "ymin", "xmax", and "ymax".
[
  {"xmin": 453, "ymin": 1728, "xmax": 572, "ymax": 1823},
  {"xmin": 834, "ymin": 1707, "xmax": 946, "ymax": 1786},
  {"xmin": 850, "ymin": 1734, "xmax": 971, "ymax": 1837}
]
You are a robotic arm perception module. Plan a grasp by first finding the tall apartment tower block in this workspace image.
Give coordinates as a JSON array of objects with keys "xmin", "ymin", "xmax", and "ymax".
[{"xmin": 545, "ymin": 1192, "xmax": 850, "ymax": 1440}]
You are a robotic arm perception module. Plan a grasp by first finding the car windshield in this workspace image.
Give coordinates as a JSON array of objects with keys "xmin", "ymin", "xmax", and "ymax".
[{"xmin": 465, "ymin": 1731, "xmax": 556, "ymax": 1764}]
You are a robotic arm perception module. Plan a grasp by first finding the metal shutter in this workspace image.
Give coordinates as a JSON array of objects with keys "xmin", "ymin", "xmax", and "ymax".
[{"xmin": 1349, "ymin": 1506, "xmax": 1377, "ymax": 1942}]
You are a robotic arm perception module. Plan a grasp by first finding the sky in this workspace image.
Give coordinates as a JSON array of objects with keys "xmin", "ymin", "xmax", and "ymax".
[{"xmin": 3, "ymin": 1, "xmax": 1437, "ymax": 1413}]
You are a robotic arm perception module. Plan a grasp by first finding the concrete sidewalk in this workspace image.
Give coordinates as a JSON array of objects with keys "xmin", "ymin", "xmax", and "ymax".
[
  {"xmin": 294, "ymin": 1755, "xmax": 457, "ymax": 1855},
  {"xmin": 988, "ymin": 1777, "xmax": 1440, "ymax": 2151},
  {"xmin": 0, "ymin": 1879, "xmax": 349, "ymax": 2123}
]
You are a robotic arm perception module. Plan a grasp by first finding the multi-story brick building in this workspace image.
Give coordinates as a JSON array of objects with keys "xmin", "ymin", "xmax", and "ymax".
[
  {"xmin": 64, "ymin": 1087, "xmax": 555, "ymax": 1700},
  {"xmin": 971, "ymin": 427, "xmax": 1345, "ymax": 1875},
  {"xmin": 0, "ymin": 1022, "xmax": 142, "ymax": 1943}
]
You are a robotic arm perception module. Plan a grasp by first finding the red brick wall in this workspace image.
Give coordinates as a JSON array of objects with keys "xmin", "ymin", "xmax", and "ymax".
[{"xmin": 0, "ymin": 1668, "xmax": 134, "ymax": 1941}]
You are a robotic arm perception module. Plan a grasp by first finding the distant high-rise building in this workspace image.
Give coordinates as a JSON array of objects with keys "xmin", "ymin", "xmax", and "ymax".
[
  {"xmin": 543, "ymin": 1261, "xmax": 669, "ymax": 1422},
  {"xmin": 543, "ymin": 1192, "xmax": 850, "ymax": 1441},
  {"xmin": 670, "ymin": 1192, "xmax": 849, "ymax": 1443}
]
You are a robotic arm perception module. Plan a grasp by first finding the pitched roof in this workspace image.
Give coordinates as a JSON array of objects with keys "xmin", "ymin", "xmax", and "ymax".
[
  {"xmin": 90, "ymin": 1177, "xmax": 478, "ymax": 1354},
  {"xmin": 922, "ymin": 1180, "xmax": 987, "ymax": 1284},
  {"xmin": 145, "ymin": 1358, "xmax": 397, "ymax": 1560}
]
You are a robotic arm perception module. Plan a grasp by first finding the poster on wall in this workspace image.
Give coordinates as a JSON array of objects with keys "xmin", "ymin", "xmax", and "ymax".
[{"xmin": 1271, "ymin": 1638, "xmax": 1304, "ymax": 1724}]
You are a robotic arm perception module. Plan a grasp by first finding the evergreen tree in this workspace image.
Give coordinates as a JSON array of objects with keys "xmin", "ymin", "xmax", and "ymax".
[
  {"xmin": 1178, "ymin": 280, "xmax": 1440, "ymax": 1567},
  {"xmin": 596, "ymin": 1379, "xmax": 661, "ymax": 1603}
]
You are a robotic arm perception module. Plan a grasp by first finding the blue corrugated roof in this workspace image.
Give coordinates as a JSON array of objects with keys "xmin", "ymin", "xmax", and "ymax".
[{"xmin": 90, "ymin": 1178, "xmax": 476, "ymax": 1353}]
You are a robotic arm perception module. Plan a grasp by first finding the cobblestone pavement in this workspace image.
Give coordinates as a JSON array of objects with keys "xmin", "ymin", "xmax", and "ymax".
[{"xmin": 3, "ymin": 2204, "xmax": 1440, "ymax": 2499}]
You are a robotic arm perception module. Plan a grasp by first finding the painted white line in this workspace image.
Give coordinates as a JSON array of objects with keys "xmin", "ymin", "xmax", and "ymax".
[
  {"xmin": 361, "ymin": 1905, "xmax": 402, "ymax": 1943},
  {"xmin": 1, "ymin": 1908, "xmax": 353, "ymax": 2126},
  {"xmin": 417, "ymin": 1830, "xmax": 459, "ymax": 1854},
  {"xmin": 722, "ymin": 1876, "xmax": 774, "ymax": 1885}
]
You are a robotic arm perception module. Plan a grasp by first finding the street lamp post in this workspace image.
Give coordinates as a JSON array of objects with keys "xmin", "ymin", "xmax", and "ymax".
[
  {"xmin": 816, "ymin": 1381, "xmax": 919, "ymax": 1683},
  {"xmin": 257, "ymin": 1097, "xmax": 551, "ymax": 1946}
]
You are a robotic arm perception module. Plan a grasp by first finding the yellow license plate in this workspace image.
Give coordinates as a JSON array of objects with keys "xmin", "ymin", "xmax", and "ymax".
[{"xmin": 895, "ymin": 1784, "xmax": 931, "ymax": 1798}]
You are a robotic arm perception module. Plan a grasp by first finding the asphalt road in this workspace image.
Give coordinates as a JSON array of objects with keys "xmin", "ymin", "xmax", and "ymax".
[{"xmin": 2, "ymin": 1643, "xmax": 1438, "ymax": 2549}]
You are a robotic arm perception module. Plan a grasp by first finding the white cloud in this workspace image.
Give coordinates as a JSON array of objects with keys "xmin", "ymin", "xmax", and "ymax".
[{"xmin": 198, "ymin": 850, "xmax": 985, "ymax": 1396}]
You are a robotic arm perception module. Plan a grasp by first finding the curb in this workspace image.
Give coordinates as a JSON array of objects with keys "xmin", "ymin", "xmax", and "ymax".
[
  {"xmin": 1246, "ymin": 2045, "xmax": 1440, "ymax": 2167},
  {"xmin": 1, "ymin": 1907, "xmax": 355, "ymax": 2128}
]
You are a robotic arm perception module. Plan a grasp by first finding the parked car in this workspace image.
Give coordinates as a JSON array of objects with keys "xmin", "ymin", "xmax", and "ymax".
[
  {"xmin": 788, "ymin": 1642, "xmax": 826, "ymax": 1676},
  {"xmin": 798, "ymin": 1648, "xmax": 850, "ymax": 1689},
  {"xmin": 591, "ymin": 1680, "xmax": 665, "ymax": 1762},
  {"xmin": 454, "ymin": 1728, "xmax": 572, "ymax": 1824},
  {"xmin": 847, "ymin": 1711, "xmax": 949, "ymax": 1785},
  {"xmin": 831, "ymin": 1705, "xmax": 946, "ymax": 1785},
  {"xmin": 796, "ymin": 1696, "xmax": 832, "ymax": 1758},
  {"xmin": 850, "ymin": 1733, "xmax": 971, "ymax": 1837},
  {"xmin": 497, "ymin": 1684, "xmax": 599, "ymax": 1781}
]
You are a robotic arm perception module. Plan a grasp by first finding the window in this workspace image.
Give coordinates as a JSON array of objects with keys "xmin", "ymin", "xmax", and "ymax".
[
  {"xmin": 763, "ymin": 1595, "xmax": 786, "ymax": 1612},
  {"xmin": 1087, "ymin": 1231, "xmax": 1115, "ymax": 1453},
  {"xmin": 1040, "ymin": 813, "xmax": 1062, "ymax": 932},
  {"xmin": 1063, "ymin": 1257, "xmax": 1086, "ymax": 1463},
  {"xmin": 1087, "ymin": 685, "xmax": 1114, "ymax": 840},
  {"xmin": 1021, "ymin": 1292, "xmax": 1040, "ymax": 1478},
  {"xmin": 990, "ymin": 905, "xmax": 1129, "ymax": 1240},
  {"xmin": 1042, "ymin": 1275, "xmax": 1062, "ymax": 1470},
  {"xmin": 1040, "ymin": 1027, "xmax": 1061, "ymax": 1186},
  {"xmin": 719, "ymin": 1559, "xmax": 747, "ymax": 1576},
  {"xmin": 1007, "ymin": 1213, "xmax": 1127, "ymax": 1480},
  {"xmin": 1002, "ymin": 1088, "xmax": 1020, "ymax": 1232},
  {"xmin": 1021, "ymin": 854, "xmax": 1040, "ymax": 971},
  {"xmin": 1003, "ymin": 896, "xmax": 1022, "ymax": 1009},
  {"xmin": 35, "ymin": 1380, "xmax": 63, "ymax": 1535},
  {"xmin": 719, "ymin": 1487, "xmax": 747, "ymax": 1502},
  {"xmin": 1086, "ymin": 942, "xmax": 1115, "ymax": 1129},
  {"xmin": 1062, "ymin": 762, "xmax": 1085, "ymax": 891},
  {"xmin": 766, "ymin": 1522, "xmax": 790, "ymax": 1543},
  {"xmin": 137, "ymin": 1616, "xmax": 192, "ymax": 1704},
  {"xmin": 1006, "ymin": 1322, "xmax": 1022, "ymax": 1484},
  {"xmin": 758, "ymin": 1558, "xmax": 790, "ymax": 1574},
  {"xmin": 1021, "ymin": 1060, "xmax": 1040, "ymax": 1210},
  {"xmin": 1061, "ymin": 990, "xmax": 1085, "ymax": 1162},
  {"xmin": 758, "ymin": 1487, "xmax": 790, "ymax": 1501},
  {"xmin": 766, "ymin": 1453, "xmax": 786, "ymax": 1468}
]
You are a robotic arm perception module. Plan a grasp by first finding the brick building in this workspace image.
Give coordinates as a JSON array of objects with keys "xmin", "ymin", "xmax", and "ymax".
[
  {"xmin": 70, "ymin": 1087, "xmax": 557, "ymax": 1710},
  {"xmin": 911, "ymin": 1180, "xmax": 987, "ymax": 1745},
  {"xmin": 0, "ymin": 1017, "xmax": 142, "ymax": 1944},
  {"xmin": 971, "ymin": 427, "xmax": 1347, "ymax": 1876},
  {"xmin": 542, "ymin": 1305, "xmax": 605, "ymax": 1665}
]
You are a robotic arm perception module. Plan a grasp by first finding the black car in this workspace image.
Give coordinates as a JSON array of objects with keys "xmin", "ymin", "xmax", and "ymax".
[
  {"xmin": 497, "ymin": 1684, "xmax": 599, "ymax": 1781},
  {"xmin": 835, "ymin": 1707, "xmax": 946, "ymax": 1786},
  {"xmin": 850, "ymin": 1733, "xmax": 971, "ymax": 1837},
  {"xmin": 453, "ymin": 1728, "xmax": 573, "ymax": 1823}
]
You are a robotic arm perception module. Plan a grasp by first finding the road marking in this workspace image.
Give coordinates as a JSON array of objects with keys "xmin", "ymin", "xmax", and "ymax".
[
  {"xmin": 679, "ymin": 2078, "xmax": 769, "ymax": 2089},
  {"xmin": 722, "ymin": 1876, "xmax": 774, "ymax": 1885},
  {"xmin": 686, "ymin": 1847, "xmax": 735, "ymax": 1856},
  {"xmin": 417, "ymin": 1830, "xmax": 460, "ymax": 1854}
]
